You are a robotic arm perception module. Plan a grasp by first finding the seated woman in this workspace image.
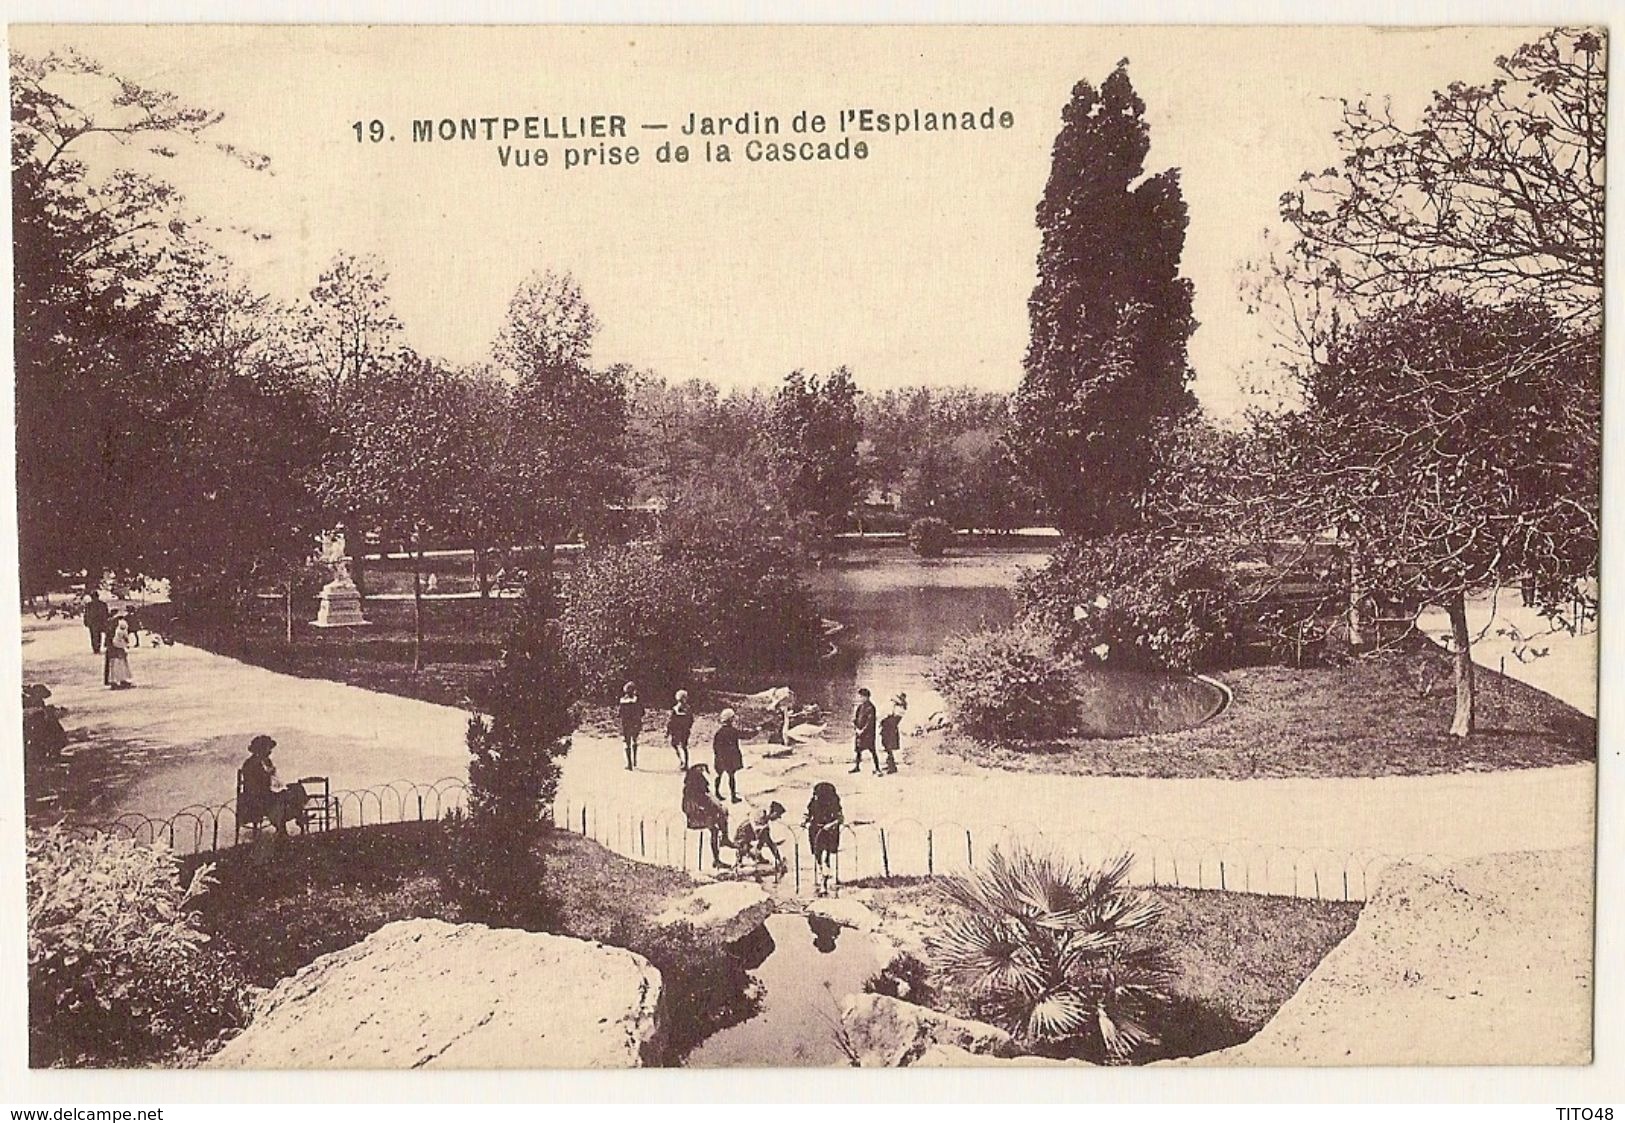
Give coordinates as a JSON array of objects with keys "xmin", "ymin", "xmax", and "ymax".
[{"xmin": 681, "ymin": 764, "xmax": 734, "ymax": 866}]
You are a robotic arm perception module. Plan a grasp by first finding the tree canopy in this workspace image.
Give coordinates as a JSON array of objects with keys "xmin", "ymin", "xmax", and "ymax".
[
  {"xmin": 1282, "ymin": 28, "xmax": 1604, "ymax": 322},
  {"xmin": 1010, "ymin": 61, "xmax": 1197, "ymax": 537}
]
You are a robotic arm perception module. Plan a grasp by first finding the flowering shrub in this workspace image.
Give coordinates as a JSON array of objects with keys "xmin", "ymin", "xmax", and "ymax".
[
  {"xmin": 27, "ymin": 827, "xmax": 249, "ymax": 1064},
  {"xmin": 907, "ymin": 516, "xmax": 955, "ymax": 558},
  {"xmin": 928, "ymin": 621, "xmax": 1080, "ymax": 742},
  {"xmin": 1017, "ymin": 536, "xmax": 1241, "ymax": 672}
]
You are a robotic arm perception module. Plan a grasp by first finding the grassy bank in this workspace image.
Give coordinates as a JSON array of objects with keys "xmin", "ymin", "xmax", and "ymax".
[
  {"xmin": 852, "ymin": 876, "xmax": 1362, "ymax": 1063},
  {"xmin": 938, "ymin": 640, "xmax": 1595, "ymax": 779}
]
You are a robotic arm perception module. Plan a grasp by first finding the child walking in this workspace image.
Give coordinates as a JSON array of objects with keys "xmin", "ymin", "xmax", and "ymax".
[
  {"xmin": 667, "ymin": 689, "xmax": 694, "ymax": 770},
  {"xmin": 618, "ymin": 681, "xmax": 644, "ymax": 770}
]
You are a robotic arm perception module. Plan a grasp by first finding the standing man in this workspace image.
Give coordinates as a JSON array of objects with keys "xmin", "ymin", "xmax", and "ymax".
[
  {"xmin": 850, "ymin": 687, "xmax": 881, "ymax": 776},
  {"xmin": 83, "ymin": 590, "xmax": 109, "ymax": 655}
]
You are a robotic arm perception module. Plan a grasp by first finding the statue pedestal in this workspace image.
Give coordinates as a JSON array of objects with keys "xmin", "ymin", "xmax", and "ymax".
[{"xmin": 310, "ymin": 578, "xmax": 368, "ymax": 628}]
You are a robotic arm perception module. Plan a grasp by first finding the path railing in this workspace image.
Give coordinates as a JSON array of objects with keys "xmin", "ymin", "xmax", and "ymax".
[
  {"xmin": 61, "ymin": 780, "xmax": 1424, "ymax": 904},
  {"xmin": 553, "ymin": 798, "xmax": 1419, "ymax": 903},
  {"xmin": 59, "ymin": 776, "xmax": 471, "ymax": 855}
]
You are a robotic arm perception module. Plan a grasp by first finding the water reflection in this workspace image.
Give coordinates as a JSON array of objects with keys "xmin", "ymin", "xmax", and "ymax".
[
  {"xmin": 791, "ymin": 545, "xmax": 1224, "ymax": 740},
  {"xmin": 807, "ymin": 913, "xmax": 842, "ymax": 954},
  {"xmin": 684, "ymin": 912, "xmax": 889, "ymax": 1068}
]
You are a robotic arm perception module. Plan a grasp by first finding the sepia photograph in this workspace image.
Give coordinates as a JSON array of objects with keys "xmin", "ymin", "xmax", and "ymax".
[{"xmin": 8, "ymin": 21, "xmax": 1606, "ymax": 1082}]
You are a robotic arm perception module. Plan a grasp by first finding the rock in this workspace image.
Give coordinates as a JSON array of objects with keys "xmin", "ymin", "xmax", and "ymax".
[
  {"xmin": 912, "ymin": 1043, "xmax": 1091, "ymax": 1067},
  {"xmin": 208, "ymin": 919, "xmax": 663, "ymax": 1069},
  {"xmin": 839, "ymin": 993, "xmax": 1019, "ymax": 1067},
  {"xmin": 1174, "ymin": 848, "xmax": 1593, "ymax": 1067},
  {"xmin": 652, "ymin": 881, "xmax": 773, "ymax": 945},
  {"xmin": 806, "ymin": 897, "xmax": 880, "ymax": 932}
]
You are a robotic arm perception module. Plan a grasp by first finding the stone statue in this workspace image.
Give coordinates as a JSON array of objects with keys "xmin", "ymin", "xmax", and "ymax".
[{"xmin": 311, "ymin": 528, "xmax": 367, "ymax": 628}]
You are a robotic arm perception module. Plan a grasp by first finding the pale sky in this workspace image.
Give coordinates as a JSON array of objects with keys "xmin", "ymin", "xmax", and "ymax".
[{"xmin": 15, "ymin": 24, "xmax": 1541, "ymax": 417}]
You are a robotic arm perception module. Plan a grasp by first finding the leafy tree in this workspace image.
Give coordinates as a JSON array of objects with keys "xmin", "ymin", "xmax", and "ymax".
[
  {"xmin": 491, "ymin": 269, "xmax": 629, "ymax": 562},
  {"xmin": 658, "ymin": 465, "xmax": 826, "ymax": 675},
  {"xmin": 454, "ymin": 577, "xmax": 578, "ymax": 928},
  {"xmin": 320, "ymin": 356, "xmax": 488, "ymax": 669},
  {"xmin": 627, "ymin": 375, "xmax": 779, "ymax": 507},
  {"xmin": 1279, "ymin": 297, "xmax": 1599, "ymax": 736},
  {"xmin": 454, "ymin": 365, "xmax": 518, "ymax": 597},
  {"xmin": 284, "ymin": 252, "xmax": 408, "ymax": 597},
  {"xmin": 492, "ymin": 268, "xmax": 599, "ymax": 374},
  {"xmin": 1283, "ymin": 28, "xmax": 1604, "ymax": 321},
  {"xmin": 293, "ymin": 252, "xmax": 405, "ymax": 419},
  {"xmin": 771, "ymin": 367, "xmax": 862, "ymax": 532},
  {"xmin": 157, "ymin": 345, "xmax": 326, "ymax": 645},
  {"xmin": 11, "ymin": 50, "xmax": 229, "ymax": 591},
  {"xmin": 1017, "ymin": 534, "xmax": 1242, "ymax": 672},
  {"xmin": 860, "ymin": 386, "xmax": 1013, "ymax": 504},
  {"xmin": 898, "ymin": 429, "xmax": 1038, "ymax": 533},
  {"xmin": 559, "ymin": 544, "xmax": 708, "ymax": 698},
  {"xmin": 1010, "ymin": 61, "xmax": 1197, "ymax": 536}
]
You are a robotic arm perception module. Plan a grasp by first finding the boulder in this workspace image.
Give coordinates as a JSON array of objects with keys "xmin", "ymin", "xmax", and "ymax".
[
  {"xmin": 839, "ymin": 993, "xmax": 1019, "ymax": 1067},
  {"xmin": 806, "ymin": 897, "xmax": 880, "ymax": 932},
  {"xmin": 1175, "ymin": 848, "xmax": 1593, "ymax": 1067},
  {"xmin": 208, "ymin": 919, "xmax": 663, "ymax": 1069},
  {"xmin": 652, "ymin": 881, "xmax": 774, "ymax": 944}
]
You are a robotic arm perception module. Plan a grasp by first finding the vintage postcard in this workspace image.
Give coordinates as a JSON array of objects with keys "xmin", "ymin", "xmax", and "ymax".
[{"xmin": 13, "ymin": 24, "xmax": 1603, "ymax": 1074}]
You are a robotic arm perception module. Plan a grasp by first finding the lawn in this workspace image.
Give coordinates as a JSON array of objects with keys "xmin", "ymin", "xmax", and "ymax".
[
  {"xmin": 853, "ymin": 876, "xmax": 1362, "ymax": 1063},
  {"xmin": 938, "ymin": 640, "xmax": 1595, "ymax": 779},
  {"xmin": 164, "ymin": 593, "xmax": 512, "ymax": 711}
]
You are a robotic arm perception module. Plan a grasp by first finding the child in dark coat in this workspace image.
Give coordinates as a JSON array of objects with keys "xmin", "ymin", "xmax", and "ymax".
[{"xmin": 618, "ymin": 681, "xmax": 644, "ymax": 770}]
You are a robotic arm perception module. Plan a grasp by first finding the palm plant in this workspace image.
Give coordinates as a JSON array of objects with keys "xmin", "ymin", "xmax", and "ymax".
[{"xmin": 928, "ymin": 845, "xmax": 1170, "ymax": 1061}]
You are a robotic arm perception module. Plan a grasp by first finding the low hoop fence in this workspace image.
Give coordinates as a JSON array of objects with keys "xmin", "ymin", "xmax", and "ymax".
[
  {"xmin": 57, "ymin": 776, "xmax": 472, "ymax": 856},
  {"xmin": 552, "ymin": 798, "xmax": 1435, "ymax": 904},
  {"xmin": 60, "ymin": 782, "xmax": 1431, "ymax": 905}
]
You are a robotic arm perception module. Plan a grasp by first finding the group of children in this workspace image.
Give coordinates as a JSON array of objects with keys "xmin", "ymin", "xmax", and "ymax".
[
  {"xmin": 681, "ymin": 770, "xmax": 846, "ymax": 891},
  {"xmin": 612, "ymin": 680, "xmax": 905, "ymax": 892},
  {"xmin": 615, "ymin": 682, "xmax": 907, "ymax": 778}
]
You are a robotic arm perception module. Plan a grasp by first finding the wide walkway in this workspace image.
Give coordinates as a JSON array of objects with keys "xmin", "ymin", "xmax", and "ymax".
[
  {"xmin": 23, "ymin": 615, "xmax": 1594, "ymax": 894},
  {"xmin": 22, "ymin": 617, "xmax": 468, "ymax": 826}
]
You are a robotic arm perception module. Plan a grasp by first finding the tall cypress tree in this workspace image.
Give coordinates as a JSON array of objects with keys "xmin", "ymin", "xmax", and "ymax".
[
  {"xmin": 1011, "ymin": 61, "xmax": 1197, "ymax": 536},
  {"xmin": 450, "ymin": 576, "xmax": 578, "ymax": 927}
]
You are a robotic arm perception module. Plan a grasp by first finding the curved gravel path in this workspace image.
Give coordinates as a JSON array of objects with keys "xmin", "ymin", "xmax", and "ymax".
[{"xmin": 23, "ymin": 616, "xmax": 1594, "ymax": 887}]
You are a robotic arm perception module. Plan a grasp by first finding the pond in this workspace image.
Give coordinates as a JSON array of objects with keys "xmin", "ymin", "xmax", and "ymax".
[
  {"xmin": 788, "ymin": 544, "xmax": 1047, "ymax": 727},
  {"xmin": 684, "ymin": 912, "xmax": 891, "ymax": 1067},
  {"xmin": 788, "ymin": 543, "xmax": 1226, "ymax": 739}
]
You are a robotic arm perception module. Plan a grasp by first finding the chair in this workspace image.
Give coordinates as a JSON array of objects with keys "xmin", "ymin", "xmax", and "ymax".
[
  {"xmin": 296, "ymin": 776, "xmax": 335, "ymax": 833},
  {"xmin": 234, "ymin": 767, "xmax": 268, "ymax": 846},
  {"xmin": 233, "ymin": 770, "xmax": 335, "ymax": 844}
]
